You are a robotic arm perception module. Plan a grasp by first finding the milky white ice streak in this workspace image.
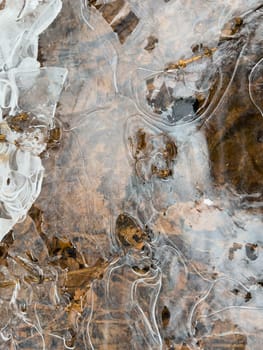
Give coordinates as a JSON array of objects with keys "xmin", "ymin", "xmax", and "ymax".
[{"xmin": 0, "ymin": 0, "xmax": 67, "ymax": 239}]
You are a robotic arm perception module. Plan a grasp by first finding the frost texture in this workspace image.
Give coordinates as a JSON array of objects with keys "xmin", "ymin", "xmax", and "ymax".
[
  {"xmin": 0, "ymin": 0, "xmax": 263, "ymax": 349},
  {"xmin": 0, "ymin": 0, "xmax": 67, "ymax": 237}
]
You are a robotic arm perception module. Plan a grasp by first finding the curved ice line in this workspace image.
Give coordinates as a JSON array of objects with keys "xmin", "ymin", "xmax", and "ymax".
[
  {"xmin": 248, "ymin": 57, "xmax": 263, "ymax": 117},
  {"xmin": 80, "ymin": 0, "xmax": 95, "ymax": 31},
  {"xmin": 105, "ymin": 258, "xmax": 123, "ymax": 302},
  {"xmin": 188, "ymin": 275, "xmax": 254, "ymax": 338},
  {"xmin": 204, "ymin": 39, "xmax": 247, "ymax": 125},
  {"xmin": 86, "ymin": 285, "xmax": 95, "ymax": 350},
  {"xmin": 130, "ymin": 267, "xmax": 162, "ymax": 348},
  {"xmin": 140, "ymin": 277, "xmax": 163, "ymax": 348},
  {"xmin": 200, "ymin": 305, "xmax": 263, "ymax": 319},
  {"xmin": 48, "ymin": 332, "xmax": 76, "ymax": 350}
]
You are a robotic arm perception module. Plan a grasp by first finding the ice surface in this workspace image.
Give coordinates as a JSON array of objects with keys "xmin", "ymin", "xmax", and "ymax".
[
  {"xmin": 0, "ymin": 0, "xmax": 262, "ymax": 349},
  {"xmin": 0, "ymin": 0, "xmax": 67, "ymax": 238}
]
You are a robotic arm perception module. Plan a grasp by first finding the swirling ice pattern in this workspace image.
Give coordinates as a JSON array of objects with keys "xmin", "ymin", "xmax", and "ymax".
[
  {"xmin": 0, "ymin": 1, "xmax": 263, "ymax": 350},
  {"xmin": 0, "ymin": 0, "xmax": 67, "ymax": 238}
]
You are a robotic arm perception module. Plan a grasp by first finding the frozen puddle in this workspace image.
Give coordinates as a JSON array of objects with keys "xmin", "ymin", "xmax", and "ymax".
[{"xmin": 0, "ymin": 1, "xmax": 262, "ymax": 349}]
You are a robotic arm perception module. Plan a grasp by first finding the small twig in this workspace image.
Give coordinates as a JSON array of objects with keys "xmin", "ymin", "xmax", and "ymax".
[{"xmin": 164, "ymin": 48, "xmax": 217, "ymax": 72}]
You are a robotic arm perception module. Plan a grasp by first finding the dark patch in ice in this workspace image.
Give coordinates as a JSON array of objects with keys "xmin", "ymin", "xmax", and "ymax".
[
  {"xmin": 144, "ymin": 35, "xmax": 158, "ymax": 52},
  {"xmin": 245, "ymin": 243, "xmax": 258, "ymax": 261},
  {"xmin": 112, "ymin": 11, "xmax": 140, "ymax": 44}
]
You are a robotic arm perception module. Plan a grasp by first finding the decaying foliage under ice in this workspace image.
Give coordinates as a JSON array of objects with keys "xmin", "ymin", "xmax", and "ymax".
[
  {"xmin": 0, "ymin": 0, "xmax": 262, "ymax": 349},
  {"xmin": 0, "ymin": 0, "xmax": 67, "ymax": 235}
]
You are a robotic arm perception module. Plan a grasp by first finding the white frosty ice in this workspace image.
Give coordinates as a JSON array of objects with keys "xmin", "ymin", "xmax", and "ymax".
[{"xmin": 0, "ymin": 0, "xmax": 67, "ymax": 239}]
